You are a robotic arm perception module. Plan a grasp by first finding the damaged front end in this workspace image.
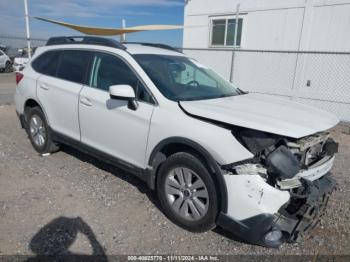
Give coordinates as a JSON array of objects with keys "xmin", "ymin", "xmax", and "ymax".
[{"xmin": 220, "ymin": 128, "xmax": 338, "ymax": 247}]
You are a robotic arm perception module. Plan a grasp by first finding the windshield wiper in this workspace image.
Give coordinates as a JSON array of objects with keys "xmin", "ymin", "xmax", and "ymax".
[{"xmin": 238, "ymin": 88, "xmax": 248, "ymax": 95}]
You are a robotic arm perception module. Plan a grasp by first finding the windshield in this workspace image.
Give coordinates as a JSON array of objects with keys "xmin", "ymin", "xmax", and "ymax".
[{"xmin": 133, "ymin": 54, "xmax": 242, "ymax": 101}]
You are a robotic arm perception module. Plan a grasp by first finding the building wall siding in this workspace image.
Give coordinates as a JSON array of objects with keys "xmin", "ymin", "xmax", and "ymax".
[{"xmin": 182, "ymin": 0, "xmax": 350, "ymax": 121}]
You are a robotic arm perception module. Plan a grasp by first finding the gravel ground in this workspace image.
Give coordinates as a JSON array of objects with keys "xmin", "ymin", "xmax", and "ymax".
[
  {"xmin": 0, "ymin": 76, "xmax": 349, "ymax": 256},
  {"xmin": 0, "ymin": 73, "xmax": 15, "ymax": 106}
]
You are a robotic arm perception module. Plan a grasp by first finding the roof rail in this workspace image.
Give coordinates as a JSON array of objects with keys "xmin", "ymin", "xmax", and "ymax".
[
  {"xmin": 125, "ymin": 42, "xmax": 182, "ymax": 53},
  {"xmin": 46, "ymin": 36, "xmax": 127, "ymax": 50}
]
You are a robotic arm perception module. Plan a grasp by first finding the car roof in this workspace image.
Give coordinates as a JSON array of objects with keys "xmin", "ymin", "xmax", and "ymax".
[
  {"xmin": 41, "ymin": 36, "xmax": 185, "ymax": 57},
  {"xmin": 124, "ymin": 43, "xmax": 184, "ymax": 57},
  {"xmin": 36, "ymin": 42, "xmax": 185, "ymax": 58}
]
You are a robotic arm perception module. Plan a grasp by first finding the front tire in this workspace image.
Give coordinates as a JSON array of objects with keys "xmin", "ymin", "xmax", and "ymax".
[
  {"xmin": 26, "ymin": 107, "xmax": 59, "ymax": 154},
  {"xmin": 157, "ymin": 152, "xmax": 218, "ymax": 232}
]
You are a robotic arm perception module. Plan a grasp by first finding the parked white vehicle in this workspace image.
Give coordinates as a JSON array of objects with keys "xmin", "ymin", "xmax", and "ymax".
[
  {"xmin": 13, "ymin": 57, "xmax": 29, "ymax": 72},
  {"xmin": 15, "ymin": 37, "xmax": 339, "ymax": 247},
  {"xmin": 0, "ymin": 50, "xmax": 12, "ymax": 73}
]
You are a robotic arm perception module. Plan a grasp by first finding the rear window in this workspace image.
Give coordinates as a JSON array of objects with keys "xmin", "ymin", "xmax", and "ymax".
[
  {"xmin": 32, "ymin": 50, "xmax": 62, "ymax": 77},
  {"xmin": 56, "ymin": 50, "xmax": 91, "ymax": 84}
]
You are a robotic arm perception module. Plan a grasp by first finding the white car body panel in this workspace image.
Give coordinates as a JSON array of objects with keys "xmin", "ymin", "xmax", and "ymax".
[
  {"xmin": 224, "ymin": 174, "xmax": 290, "ymax": 220},
  {"xmin": 181, "ymin": 93, "xmax": 339, "ymax": 138},
  {"xmin": 13, "ymin": 57, "xmax": 29, "ymax": 71},
  {"xmin": 15, "ymin": 66, "xmax": 40, "ymax": 115},
  {"xmin": 37, "ymin": 75, "xmax": 83, "ymax": 141},
  {"xmin": 79, "ymin": 86, "xmax": 154, "ymax": 168},
  {"xmin": 0, "ymin": 50, "xmax": 10, "ymax": 69},
  {"xmin": 146, "ymin": 103, "xmax": 253, "ymax": 166}
]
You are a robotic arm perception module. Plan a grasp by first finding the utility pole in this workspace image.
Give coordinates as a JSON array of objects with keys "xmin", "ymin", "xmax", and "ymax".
[
  {"xmin": 120, "ymin": 18, "xmax": 126, "ymax": 43},
  {"xmin": 24, "ymin": 0, "xmax": 31, "ymax": 59}
]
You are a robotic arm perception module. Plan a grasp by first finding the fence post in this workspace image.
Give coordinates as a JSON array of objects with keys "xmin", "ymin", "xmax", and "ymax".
[
  {"xmin": 291, "ymin": 0, "xmax": 314, "ymax": 100},
  {"xmin": 229, "ymin": 50, "xmax": 235, "ymax": 83}
]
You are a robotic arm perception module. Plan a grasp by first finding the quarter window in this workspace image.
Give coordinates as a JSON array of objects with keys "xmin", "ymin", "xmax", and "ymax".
[
  {"xmin": 211, "ymin": 17, "xmax": 243, "ymax": 47},
  {"xmin": 57, "ymin": 50, "xmax": 91, "ymax": 84},
  {"xmin": 32, "ymin": 50, "xmax": 62, "ymax": 77},
  {"xmin": 89, "ymin": 52, "xmax": 153, "ymax": 104}
]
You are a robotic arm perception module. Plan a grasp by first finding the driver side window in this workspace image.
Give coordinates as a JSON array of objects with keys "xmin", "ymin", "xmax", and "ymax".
[
  {"xmin": 171, "ymin": 61, "xmax": 217, "ymax": 87},
  {"xmin": 89, "ymin": 52, "xmax": 154, "ymax": 104}
]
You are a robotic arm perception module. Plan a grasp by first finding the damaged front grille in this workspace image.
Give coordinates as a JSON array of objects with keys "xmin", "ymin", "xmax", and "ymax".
[
  {"xmin": 275, "ymin": 132, "xmax": 338, "ymax": 189},
  {"xmin": 228, "ymin": 129, "xmax": 338, "ymax": 189},
  {"xmin": 287, "ymin": 132, "xmax": 330, "ymax": 167}
]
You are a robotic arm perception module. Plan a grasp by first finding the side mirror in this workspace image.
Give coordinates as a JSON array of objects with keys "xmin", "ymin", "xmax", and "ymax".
[{"xmin": 109, "ymin": 85, "xmax": 138, "ymax": 110}]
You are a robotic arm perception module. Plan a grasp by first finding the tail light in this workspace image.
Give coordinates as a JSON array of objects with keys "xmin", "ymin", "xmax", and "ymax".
[{"xmin": 16, "ymin": 72, "xmax": 24, "ymax": 85}]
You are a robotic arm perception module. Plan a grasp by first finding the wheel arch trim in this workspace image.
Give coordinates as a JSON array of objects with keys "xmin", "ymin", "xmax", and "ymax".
[
  {"xmin": 148, "ymin": 137, "xmax": 228, "ymax": 213},
  {"xmin": 23, "ymin": 97, "xmax": 50, "ymax": 126}
]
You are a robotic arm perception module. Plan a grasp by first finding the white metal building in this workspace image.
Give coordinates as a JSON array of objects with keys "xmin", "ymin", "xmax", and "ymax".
[{"xmin": 182, "ymin": 0, "xmax": 350, "ymax": 121}]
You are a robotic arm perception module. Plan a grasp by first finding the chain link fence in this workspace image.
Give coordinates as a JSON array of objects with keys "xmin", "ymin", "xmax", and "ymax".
[
  {"xmin": 1, "ymin": 36, "xmax": 349, "ymax": 122},
  {"xmin": 183, "ymin": 48, "xmax": 350, "ymax": 122},
  {"xmin": 0, "ymin": 35, "xmax": 47, "ymax": 58}
]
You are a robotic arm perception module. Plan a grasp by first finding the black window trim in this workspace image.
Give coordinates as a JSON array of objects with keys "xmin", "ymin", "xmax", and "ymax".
[
  {"xmin": 56, "ymin": 49, "xmax": 93, "ymax": 85},
  {"xmin": 31, "ymin": 48, "xmax": 158, "ymax": 106},
  {"xmin": 31, "ymin": 48, "xmax": 93, "ymax": 86},
  {"xmin": 85, "ymin": 50, "xmax": 157, "ymax": 106},
  {"xmin": 31, "ymin": 49, "xmax": 63, "ymax": 78}
]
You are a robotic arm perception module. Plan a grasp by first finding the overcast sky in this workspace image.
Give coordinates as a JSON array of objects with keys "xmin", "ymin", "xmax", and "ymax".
[{"xmin": 0, "ymin": 0, "xmax": 185, "ymax": 46}]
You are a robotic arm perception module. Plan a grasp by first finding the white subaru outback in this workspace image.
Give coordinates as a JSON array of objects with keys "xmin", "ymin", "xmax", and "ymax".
[{"xmin": 15, "ymin": 36, "xmax": 339, "ymax": 247}]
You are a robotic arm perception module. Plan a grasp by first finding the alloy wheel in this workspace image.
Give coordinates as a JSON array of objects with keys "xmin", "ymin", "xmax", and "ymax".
[
  {"xmin": 29, "ymin": 115, "xmax": 47, "ymax": 147},
  {"xmin": 165, "ymin": 167, "xmax": 209, "ymax": 221}
]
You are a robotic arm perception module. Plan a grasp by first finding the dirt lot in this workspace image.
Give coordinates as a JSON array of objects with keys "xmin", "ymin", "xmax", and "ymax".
[
  {"xmin": 0, "ymin": 73, "xmax": 15, "ymax": 106},
  {"xmin": 0, "ymin": 74, "xmax": 350, "ymax": 257}
]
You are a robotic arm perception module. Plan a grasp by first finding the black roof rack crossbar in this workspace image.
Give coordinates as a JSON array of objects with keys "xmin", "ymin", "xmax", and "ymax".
[
  {"xmin": 46, "ymin": 36, "xmax": 127, "ymax": 50},
  {"xmin": 125, "ymin": 42, "xmax": 182, "ymax": 53}
]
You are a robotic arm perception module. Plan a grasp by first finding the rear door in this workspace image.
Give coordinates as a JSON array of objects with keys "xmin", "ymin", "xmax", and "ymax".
[
  {"xmin": 79, "ymin": 51, "xmax": 155, "ymax": 168},
  {"xmin": 36, "ymin": 49, "xmax": 91, "ymax": 140}
]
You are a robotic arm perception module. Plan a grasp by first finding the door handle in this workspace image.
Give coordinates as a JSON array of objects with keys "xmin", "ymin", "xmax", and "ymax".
[
  {"xmin": 39, "ymin": 84, "xmax": 49, "ymax": 90},
  {"xmin": 80, "ymin": 97, "xmax": 93, "ymax": 106}
]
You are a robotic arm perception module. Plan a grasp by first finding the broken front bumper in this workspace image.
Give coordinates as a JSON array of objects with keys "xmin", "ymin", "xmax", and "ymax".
[
  {"xmin": 217, "ymin": 171, "xmax": 336, "ymax": 248},
  {"xmin": 275, "ymin": 174, "xmax": 336, "ymax": 242}
]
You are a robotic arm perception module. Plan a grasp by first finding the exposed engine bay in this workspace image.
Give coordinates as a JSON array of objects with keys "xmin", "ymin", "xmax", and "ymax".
[
  {"xmin": 229, "ymin": 128, "xmax": 338, "ymax": 188},
  {"xmin": 224, "ymin": 128, "xmax": 339, "ymax": 242}
]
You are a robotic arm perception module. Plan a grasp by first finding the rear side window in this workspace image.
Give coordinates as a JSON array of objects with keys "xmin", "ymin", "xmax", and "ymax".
[
  {"xmin": 32, "ymin": 50, "xmax": 62, "ymax": 77},
  {"xmin": 57, "ymin": 50, "xmax": 91, "ymax": 84}
]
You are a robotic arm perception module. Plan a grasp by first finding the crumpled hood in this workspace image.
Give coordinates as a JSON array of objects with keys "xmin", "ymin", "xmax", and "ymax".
[{"xmin": 180, "ymin": 93, "xmax": 339, "ymax": 138}]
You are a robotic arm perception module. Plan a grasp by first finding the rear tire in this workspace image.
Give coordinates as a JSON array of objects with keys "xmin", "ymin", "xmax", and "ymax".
[
  {"xmin": 25, "ymin": 107, "xmax": 60, "ymax": 154},
  {"xmin": 157, "ymin": 152, "xmax": 218, "ymax": 232},
  {"xmin": 4, "ymin": 61, "xmax": 12, "ymax": 73}
]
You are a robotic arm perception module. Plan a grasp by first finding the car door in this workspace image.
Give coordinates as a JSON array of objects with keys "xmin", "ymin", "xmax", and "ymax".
[
  {"xmin": 79, "ymin": 51, "xmax": 155, "ymax": 168},
  {"xmin": 36, "ymin": 49, "xmax": 91, "ymax": 141}
]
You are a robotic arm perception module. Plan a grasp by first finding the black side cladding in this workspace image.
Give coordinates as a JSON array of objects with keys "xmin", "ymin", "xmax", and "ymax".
[{"xmin": 267, "ymin": 145, "xmax": 300, "ymax": 179}]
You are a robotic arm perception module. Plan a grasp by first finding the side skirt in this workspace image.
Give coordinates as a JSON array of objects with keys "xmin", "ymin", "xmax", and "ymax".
[{"xmin": 51, "ymin": 130, "xmax": 153, "ymax": 187}]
